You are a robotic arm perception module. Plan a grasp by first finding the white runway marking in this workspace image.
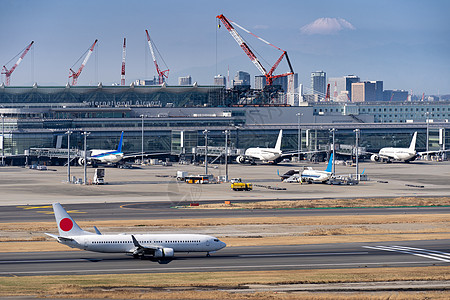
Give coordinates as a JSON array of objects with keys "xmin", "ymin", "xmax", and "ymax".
[{"xmin": 363, "ymin": 245, "xmax": 450, "ymax": 263}]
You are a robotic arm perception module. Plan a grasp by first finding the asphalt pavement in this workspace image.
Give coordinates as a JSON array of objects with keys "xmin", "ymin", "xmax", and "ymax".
[{"xmin": 0, "ymin": 240, "xmax": 448, "ymax": 276}]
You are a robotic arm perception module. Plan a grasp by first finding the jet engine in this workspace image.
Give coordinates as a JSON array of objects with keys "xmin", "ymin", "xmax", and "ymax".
[
  {"xmin": 370, "ymin": 154, "xmax": 380, "ymax": 162},
  {"xmin": 236, "ymin": 155, "xmax": 246, "ymax": 164},
  {"xmin": 78, "ymin": 158, "xmax": 85, "ymax": 166},
  {"xmin": 154, "ymin": 247, "xmax": 174, "ymax": 258}
]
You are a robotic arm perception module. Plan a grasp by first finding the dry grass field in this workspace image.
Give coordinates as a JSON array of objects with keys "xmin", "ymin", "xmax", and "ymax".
[
  {"xmin": 181, "ymin": 196, "xmax": 450, "ymax": 209},
  {"xmin": 1, "ymin": 267, "xmax": 449, "ymax": 299}
]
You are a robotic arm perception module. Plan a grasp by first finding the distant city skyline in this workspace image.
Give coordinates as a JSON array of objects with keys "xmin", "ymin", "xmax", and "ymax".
[{"xmin": 1, "ymin": 0, "xmax": 449, "ymax": 95}]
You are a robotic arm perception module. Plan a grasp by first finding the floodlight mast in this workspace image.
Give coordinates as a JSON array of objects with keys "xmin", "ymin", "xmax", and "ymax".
[
  {"xmin": 69, "ymin": 39, "xmax": 98, "ymax": 86},
  {"xmin": 145, "ymin": 29, "xmax": 169, "ymax": 85},
  {"xmin": 2, "ymin": 41, "xmax": 34, "ymax": 86},
  {"xmin": 216, "ymin": 14, "xmax": 294, "ymax": 86}
]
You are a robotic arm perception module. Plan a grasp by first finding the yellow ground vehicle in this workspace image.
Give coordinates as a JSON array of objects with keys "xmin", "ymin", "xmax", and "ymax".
[{"xmin": 231, "ymin": 182, "xmax": 253, "ymax": 191}]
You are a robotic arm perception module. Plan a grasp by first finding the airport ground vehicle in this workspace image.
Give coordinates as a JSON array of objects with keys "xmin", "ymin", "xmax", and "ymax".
[
  {"xmin": 93, "ymin": 168, "xmax": 105, "ymax": 185},
  {"xmin": 185, "ymin": 175, "xmax": 212, "ymax": 184},
  {"xmin": 231, "ymin": 182, "xmax": 253, "ymax": 191},
  {"xmin": 176, "ymin": 171, "xmax": 188, "ymax": 181}
]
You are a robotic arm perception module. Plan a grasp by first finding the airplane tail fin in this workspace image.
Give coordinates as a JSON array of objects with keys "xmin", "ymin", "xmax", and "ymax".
[
  {"xmin": 409, "ymin": 131, "xmax": 417, "ymax": 152},
  {"xmin": 325, "ymin": 153, "xmax": 333, "ymax": 173},
  {"xmin": 117, "ymin": 131, "xmax": 124, "ymax": 153},
  {"xmin": 361, "ymin": 168, "xmax": 365, "ymax": 175},
  {"xmin": 52, "ymin": 203, "xmax": 91, "ymax": 236},
  {"xmin": 274, "ymin": 130, "xmax": 283, "ymax": 152}
]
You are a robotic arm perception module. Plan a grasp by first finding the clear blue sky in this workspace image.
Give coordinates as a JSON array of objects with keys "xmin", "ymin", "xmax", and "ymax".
[{"xmin": 1, "ymin": 0, "xmax": 449, "ymax": 95}]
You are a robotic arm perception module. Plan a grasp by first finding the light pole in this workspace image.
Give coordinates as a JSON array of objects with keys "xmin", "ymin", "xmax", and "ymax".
[
  {"xmin": 1, "ymin": 114, "xmax": 4, "ymax": 166},
  {"xmin": 224, "ymin": 130, "xmax": 229, "ymax": 182},
  {"xmin": 203, "ymin": 129, "xmax": 209, "ymax": 175},
  {"xmin": 425, "ymin": 112, "xmax": 430, "ymax": 153},
  {"xmin": 82, "ymin": 131, "xmax": 90, "ymax": 185},
  {"xmin": 140, "ymin": 114, "xmax": 146, "ymax": 164},
  {"xmin": 330, "ymin": 128, "xmax": 336, "ymax": 176},
  {"xmin": 354, "ymin": 129, "xmax": 360, "ymax": 180},
  {"xmin": 296, "ymin": 113, "xmax": 303, "ymax": 162},
  {"xmin": 65, "ymin": 130, "xmax": 72, "ymax": 183}
]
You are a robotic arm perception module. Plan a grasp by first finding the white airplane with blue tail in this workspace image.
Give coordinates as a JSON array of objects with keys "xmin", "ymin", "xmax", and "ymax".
[
  {"xmin": 301, "ymin": 153, "xmax": 334, "ymax": 183},
  {"xmin": 78, "ymin": 131, "xmax": 124, "ymax": 166}
]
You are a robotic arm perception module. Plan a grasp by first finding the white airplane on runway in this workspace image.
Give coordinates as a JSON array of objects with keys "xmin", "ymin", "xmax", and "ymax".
[
  {"xmin": 45, "ymin": 203, "xmax": 226, "ymax": 261},
  {"xmin": 370, "ymin": 132, "xmax": 417, "ymax": 163}
]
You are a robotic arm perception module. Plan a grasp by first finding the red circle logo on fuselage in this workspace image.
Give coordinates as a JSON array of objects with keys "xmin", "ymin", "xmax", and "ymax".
[{"xmin": 59, "ymin": 218, "xmax": 73, "ymax": 231}]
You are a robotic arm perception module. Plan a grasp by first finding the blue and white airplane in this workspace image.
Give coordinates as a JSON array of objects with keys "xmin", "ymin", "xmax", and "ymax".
[
  {"xmin": 46, "ymin": 203, "xmax": 226, "ymax": 261},
  {"xmin": 79, "ymin": 131, "xmax": 124, "ymax": 166},
  {"xmin": 301, "ymin": 153, "xmax": 334, "ymax": 183}
]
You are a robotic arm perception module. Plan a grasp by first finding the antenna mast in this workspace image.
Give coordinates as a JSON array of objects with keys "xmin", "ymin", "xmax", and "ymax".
[{"xmin": 121, "ymin": 38, "xmax": 126, "ymax": 85}]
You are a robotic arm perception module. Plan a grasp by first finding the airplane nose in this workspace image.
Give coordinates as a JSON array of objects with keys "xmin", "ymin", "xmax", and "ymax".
[{"xmin": 220, "ymin": 241, "xmax": 227, "ymax": 249}]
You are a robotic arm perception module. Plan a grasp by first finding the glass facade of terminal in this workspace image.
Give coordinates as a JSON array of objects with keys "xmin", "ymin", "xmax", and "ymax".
[{"xmin": 1, "ymin": 85, "xmax": 449, "ymax": 163}]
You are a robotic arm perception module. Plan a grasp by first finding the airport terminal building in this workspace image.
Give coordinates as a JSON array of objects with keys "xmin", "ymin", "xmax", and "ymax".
[{"xmin": 1, "ymin": 84, "xmax": 449, "ymax": 164}]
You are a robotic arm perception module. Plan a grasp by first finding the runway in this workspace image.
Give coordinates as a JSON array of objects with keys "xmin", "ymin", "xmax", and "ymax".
[
  {"xmin": 0, "ymin": 240, "xmax": 448, "ymax": 276},
  {"xmin": 1, "ymin": 201, "xmax": 449, "ymax": 223}
]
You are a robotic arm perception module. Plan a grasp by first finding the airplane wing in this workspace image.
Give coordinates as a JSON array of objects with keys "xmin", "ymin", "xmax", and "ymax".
[
  {"xmin": 418, "ymin": 150, "xmax": 450, "ymax": 156},
  {"xmin": 280, "ymin": 150, "xmax": 326, "ymax": 158},
  {"xmin": 130, "ymin": 235, "xmax": 163, "ymax": 255},
  {"xmin": 123, "ymin": 152, "xmax": 171, "ymax": 160}
]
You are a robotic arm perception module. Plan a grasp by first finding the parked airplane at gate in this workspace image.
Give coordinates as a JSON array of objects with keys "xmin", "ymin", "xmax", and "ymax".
[
  {"xmin": 301, "ymin": 153, "xmax": 334, "ymax": 183},
  {"xmin": 45, "ymin": 203, "xmax": 226, "ymax": 261},
  {"xmin": 78, "ymin": 131, "xmax": 124, "ymax": 166},
  {"xmin": 370, "ymin": 132, "xmax": 417, "ymax": 163},
  {"xmin": 236, "ymin": 130, "xmax": 283, "ymax": 164}
]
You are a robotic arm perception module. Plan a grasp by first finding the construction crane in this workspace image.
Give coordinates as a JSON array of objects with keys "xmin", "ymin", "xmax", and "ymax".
[
  {"xmin": 216, "ymin": 14, "xmax": 294, "ymax": 86},
  {"xmin": 145, "ymin": 29, "xmax": 169, "ymax": 85},
  {"xmin": 2, "ymin": 41, "xmax": 34, "ymax": 86},
  {"xmin": 121, "ymin": 38, "xmax": 126, "ymax": 86},
  {"xmin": 69, "ymin": 39, "xmax": 98, "ymax": 86}
]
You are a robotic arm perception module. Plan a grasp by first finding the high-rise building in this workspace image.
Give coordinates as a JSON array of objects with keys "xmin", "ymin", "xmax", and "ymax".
[
  {"xmin": 370, "ymin": 80, "xmax": 383, "ymax": 101},
  {"xmin": 383, "ymin": 90, "xmax": 408, "ymax": 101},
  {"xmin": 311, "ymin": 71, "xmax": 326, "ymax": 98},
  {"xmin": 233, "ymin": 71, "xmax": 251, "ymax": 87},
  {"xmin": 178, "ymin": 75, "xmax": 192, "ymax": 85},
  {"xmin": 345, "ymin": 75, "xmax": 360, "ymax": 101},
  {"xmin": 255, "ymin": 75, "xmax": 266, "ymax": 90},
  {"xmin": 352, "ymin": 82, "xmax": 376, "ymax": 102},
  {"xmin": 214, "ymin": 74, "xmax": 226, "ymax": 87}
]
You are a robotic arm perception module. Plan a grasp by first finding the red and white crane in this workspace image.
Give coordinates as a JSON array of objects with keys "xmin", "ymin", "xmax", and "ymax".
[
  {"xmin": 145, "ymin": 29, "xmax": 169, "ymax": 85},
  {"xmin": 121, "ymin": 38, "xmax": 126, "ymax": 86},
  {"xmin": 216, "ymin": 14, "xmax": 294, "ymax": 86},
  {"xmin": 2, "ymin": 41, "xmax": 34, "ymax": 86},
  {"xmin": 69, "ymin": 39, "xmax": 98, "ymax": 86}
]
